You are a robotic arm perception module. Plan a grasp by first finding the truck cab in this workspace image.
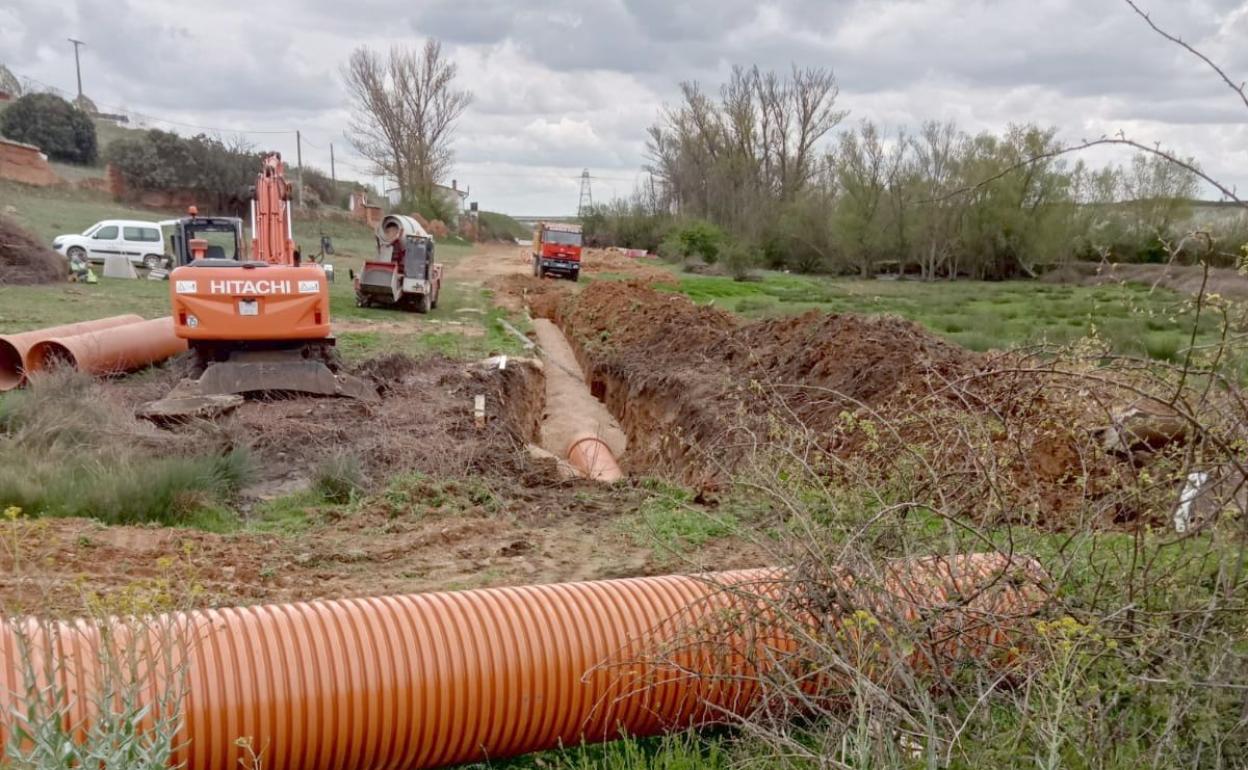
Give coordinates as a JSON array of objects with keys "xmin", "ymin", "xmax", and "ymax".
[{"xmin": 532, "ymin": 222, "xmax": 584, "ymax": 281}]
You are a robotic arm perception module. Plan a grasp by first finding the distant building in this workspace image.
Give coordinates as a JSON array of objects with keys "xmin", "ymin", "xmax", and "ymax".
[
  {"xmin": 347, "ymin": 191, "xmax": 382, "ymax": 228},
  {"xmin": 385, "ymin": 180, "xmax": 470, "ymax": 225}
]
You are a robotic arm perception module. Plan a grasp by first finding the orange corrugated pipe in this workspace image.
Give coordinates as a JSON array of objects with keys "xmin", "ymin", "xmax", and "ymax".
[
  {"xmin": 0, "ymin": 554, "xmax": 1045, "ymax": 770},
  {"xmin": 0, "ymin": 315, "xmax": 144, "ymax": 391},
  {"xmin": 24, "ymin": 317, "xmax": 188, "ymax": 378},
  {"xmin": 566, "ymin": 433, "xmax": 624, "ymax": 482}
]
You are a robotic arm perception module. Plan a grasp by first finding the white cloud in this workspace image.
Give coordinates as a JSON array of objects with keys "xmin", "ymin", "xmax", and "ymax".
[{"xmin": 3, "ymin": 0, "xmax": 1245, "ymax": 213}]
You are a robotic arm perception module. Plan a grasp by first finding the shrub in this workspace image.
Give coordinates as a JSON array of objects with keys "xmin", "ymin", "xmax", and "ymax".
[
  {"xmin": 720, "ymin": 240, "xmax": 760, "ymax": 281},
  {"xmin": 0, "ymin": 93, "xmax": 98, "ymax": 164},
  {"xmin": 105, "ymin": 130, "xmax": 261, "ymax": 209},
  {"xmin": 313, "ymin": 451, "xmax": 364, "ymax": 504},
  {"xmin": 660, "ymin": 220, "xmax": 725, "ymax": 264},
  {"xmin": 3, "ymin": 614, "xmax": 189, "ymax": 770}
]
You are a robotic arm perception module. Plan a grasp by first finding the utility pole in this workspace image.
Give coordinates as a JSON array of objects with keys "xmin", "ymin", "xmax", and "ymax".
[
  {"xmin": 330, "ymin": 142, "xmax": 336, "ymax": 188},
  {"xmin": 67, "ymin": 38, "xmax": 86, "ymax": 103},
  {"xmin": 577, "ymin": 169, "xmax": 594, "ymax": 218},
  {"xmin": 295, "ymin": 130, "xmax": 304, "ymax": 208}
]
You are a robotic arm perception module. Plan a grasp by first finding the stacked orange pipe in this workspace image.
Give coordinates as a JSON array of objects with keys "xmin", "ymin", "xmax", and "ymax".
[
  {"xmin": 0, "ymin": 554, "xmax": 1045, "ymax": 770},
  {"xmin": 25, "ymin": 317, "xmax": 187, "ymax": 378},
  {"xmin": 0, "ymin": 315, "xmax": 143, "ymax": 391}
]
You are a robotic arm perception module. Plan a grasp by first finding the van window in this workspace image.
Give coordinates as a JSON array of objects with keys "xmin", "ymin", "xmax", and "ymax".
[
  {"xmin": 93, "ymin": 226, "xmax": 119, "ymax": 240},
  {"xmin": 124, "ymin": 226, "xmax": 161, "ymax": 242}
]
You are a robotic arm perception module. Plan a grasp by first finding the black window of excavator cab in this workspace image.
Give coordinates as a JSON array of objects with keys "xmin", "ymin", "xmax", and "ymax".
[{"xmin": 187, "ymin": 226, "xmax": 241, "ymax": 260}]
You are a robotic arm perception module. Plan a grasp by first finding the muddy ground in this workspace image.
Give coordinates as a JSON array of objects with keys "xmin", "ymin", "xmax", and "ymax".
[
  {"xmin": 5, "ymin": 244, "xmax": 1228, "ymax": 616},
  {"xmin": 2, "ymin": 244, "xmax": 765, "ymax": 617}
]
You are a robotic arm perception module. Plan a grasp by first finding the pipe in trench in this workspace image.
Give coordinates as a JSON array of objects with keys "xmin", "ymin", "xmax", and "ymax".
[
  {"xmin": 566, "ymin": 433, "xmax": 624, "ymax": 482},
  {"xmin": 0, "ymin": 554, "xmax": 1046, "ymax": 770},
  {"xmin": 24, "ymin": 317, "xmax": 188, "ymax": 378},
  {"xmin": 0, "ymin": 315, "xmax": 144, "ymax": 391}
]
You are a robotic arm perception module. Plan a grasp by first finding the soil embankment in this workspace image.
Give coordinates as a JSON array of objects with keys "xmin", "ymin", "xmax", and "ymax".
[{"xmin": 536, "ymin": 280, "xmax": 1179, "ymax": 529}]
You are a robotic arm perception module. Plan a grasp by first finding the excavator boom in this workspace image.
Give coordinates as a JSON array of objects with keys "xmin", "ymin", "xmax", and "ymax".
[{"xmin": 251, "ymin": 154, "xmax": 296, "ymax": 265}]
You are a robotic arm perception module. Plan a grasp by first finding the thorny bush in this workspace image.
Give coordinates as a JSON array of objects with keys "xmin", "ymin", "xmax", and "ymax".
[{"xmin": 616, "ymin": 266, "xmax": 1246, "ymax": 769}]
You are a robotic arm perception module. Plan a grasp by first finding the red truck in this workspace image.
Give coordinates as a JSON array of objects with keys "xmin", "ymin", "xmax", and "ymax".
[{"xmin": 531, "ymin": 222, "xmax": 583, "ymax": 281}]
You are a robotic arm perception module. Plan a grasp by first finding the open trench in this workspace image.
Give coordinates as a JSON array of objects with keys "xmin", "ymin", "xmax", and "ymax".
[{"xmin": 530, "ymin": 318, "xmax": 628, "ymax": 481}]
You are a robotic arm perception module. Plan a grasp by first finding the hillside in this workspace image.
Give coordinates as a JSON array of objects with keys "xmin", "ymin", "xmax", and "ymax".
[{"xmin": 478, "ymin": 210, "xmax": 529, "ymax": 240}]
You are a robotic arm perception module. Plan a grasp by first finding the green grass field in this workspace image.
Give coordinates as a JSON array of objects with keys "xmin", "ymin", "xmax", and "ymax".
[{"xmin": 653, "ymin": 270, "xmax": 1236, "ymax": 368}]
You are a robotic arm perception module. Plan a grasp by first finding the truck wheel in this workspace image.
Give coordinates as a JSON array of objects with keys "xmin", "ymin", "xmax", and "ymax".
[
  {"xmin": 415, "ymin": 293, "xmax": 431, "ymax": 314},
  {"xmin": 430, "ymin": 289, "xmax": 439, "ymax": 309},
  {"xmin": 532, "ymin": 257, "xmax": 540, "ymax": 277},
  {"xmin": 143, "ymin": 254, "xmax": 165, "ymax": 270},
  {"xmin": 570, "ymin": 271, "xmax": 580, "ymax": 282}
]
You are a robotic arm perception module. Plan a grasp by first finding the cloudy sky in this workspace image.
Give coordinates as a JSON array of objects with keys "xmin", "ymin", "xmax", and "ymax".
[{"xmin": 3, "ymin": 0, "xmax": 1246, "ymax": 215}]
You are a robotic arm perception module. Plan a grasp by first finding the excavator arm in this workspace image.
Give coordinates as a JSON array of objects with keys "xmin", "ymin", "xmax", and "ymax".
[{"xmin": 251, "ymin": 154, "xmax": 297, "ymax": 265}]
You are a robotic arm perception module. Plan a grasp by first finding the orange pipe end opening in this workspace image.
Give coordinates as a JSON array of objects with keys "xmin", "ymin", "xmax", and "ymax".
[
  {"xmin": 25, "ymin": 341, "xmax": 79, "ymax": 374},
  {"xmin": 566, "ymin": 433, "xmax": 624, "ymax": 482},
  {"xmin": 0, "ymin": 340, "xmax": 23, "ymax": 391}
]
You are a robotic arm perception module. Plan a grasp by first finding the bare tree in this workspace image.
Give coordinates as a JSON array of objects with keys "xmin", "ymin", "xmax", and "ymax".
[
  {"xmin": 342, "ymin": 41, "xmax": 472, "ymax": 207},
  {"xmin": 646, "ymin": 65, "xmax": 844, "ymax": 233}
]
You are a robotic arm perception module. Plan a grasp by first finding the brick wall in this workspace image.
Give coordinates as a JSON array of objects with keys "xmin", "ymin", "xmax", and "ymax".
[{"xmin": 0, "ymin": 138, "xmax": 60, "ymax": 186}]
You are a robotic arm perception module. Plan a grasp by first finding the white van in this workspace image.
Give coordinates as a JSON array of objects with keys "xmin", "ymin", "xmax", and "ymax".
[{"xmin": 52, "ymin": 220, "xmax": 168, "ymax": 269}]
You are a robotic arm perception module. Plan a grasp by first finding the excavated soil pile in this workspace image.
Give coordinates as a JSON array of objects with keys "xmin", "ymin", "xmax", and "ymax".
[
  {"xmin": 109, "ymin": 353, "xmax": 545, "ymax": 490},
  {"xmin": 6, "ymin": 353, "xmax": 775, "ymax": 615},
  {"xmin": 0, "ymin": 214, "xmax": 67, "ymax": 285},
  {"xmin": 553, "ymin": 282, "xmax": 1151, "ymax": 529},
  {"xmin": 581, "ymin": 249, "xmax": 674, "ymax": 281}
]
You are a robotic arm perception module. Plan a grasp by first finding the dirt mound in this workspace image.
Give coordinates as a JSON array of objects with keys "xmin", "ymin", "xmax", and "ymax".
[
  {"xmin": 0, "ymin": 215, "xmax": 66, "ymax": 285},
  {"xmin": 732, "ymin": 311, "xmax": 979, "ymax": 409},
  {"xmin": 549, "ymin": 281, "xmax": 1163, "ymax": 530},
  {"xmin": 559, "ymin": 280, "xmax": 736, "ymax": 350},
  {"xmin": 238, "ymin": 354, "xmax": 544, "ymax": 487},
  {"xmin": 581, "ymin": 249, "xmax": 674, "ymax": 281}
]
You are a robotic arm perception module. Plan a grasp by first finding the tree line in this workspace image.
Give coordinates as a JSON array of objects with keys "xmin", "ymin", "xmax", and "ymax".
[
  {"xmin": 587, "ymin": 65, "xmax": 1240, "ymax": 279},
  {"xmin": 106, "ymin": 130, "xmax": 364, "ymax": 213}
]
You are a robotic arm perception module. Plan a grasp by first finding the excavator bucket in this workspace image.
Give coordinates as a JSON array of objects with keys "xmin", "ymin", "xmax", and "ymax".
[
  {"xmin": 196, "ymin": 358, "xmax": 379, "ymax": 400},
  {"xmin": 139, "ymin": 349, "xmax": 378, "ymax": 424}
]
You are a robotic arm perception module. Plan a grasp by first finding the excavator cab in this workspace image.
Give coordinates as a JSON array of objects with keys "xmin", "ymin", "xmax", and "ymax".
[{"xmin": 168, "ymin": 209, "xmax": 246, "ymax": 267}]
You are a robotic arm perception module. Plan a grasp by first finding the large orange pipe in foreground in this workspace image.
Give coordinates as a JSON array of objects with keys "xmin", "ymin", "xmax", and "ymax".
[
  {"xmin": 25, "ymin": 317, "xmax": 188, "ymax": 378},
  {"xmin": 0, "ymin": 555, "xmax": 1045, "ymax": 770},
  {"xmin": 0, "ymin": 315, "xmax": 144, "ymax": 391}
]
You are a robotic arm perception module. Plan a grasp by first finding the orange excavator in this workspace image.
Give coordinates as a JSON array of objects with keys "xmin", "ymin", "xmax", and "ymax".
[{"xmin": 154, "ymin": 154, "xmax": 376, "ymax": 410}]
